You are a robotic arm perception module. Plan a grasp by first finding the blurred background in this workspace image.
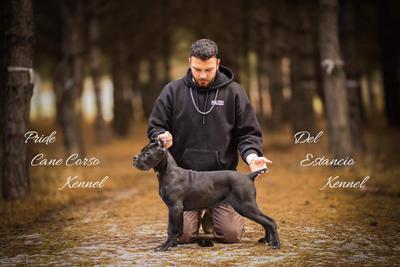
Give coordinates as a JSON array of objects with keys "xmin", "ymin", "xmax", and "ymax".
[
  {"xmin": 22, "ymin": 0, "xmax": 394, "ymax": 125},
  {"xmin": 27, "ymin": 0, "xmax": 398, "ymax": 151}
]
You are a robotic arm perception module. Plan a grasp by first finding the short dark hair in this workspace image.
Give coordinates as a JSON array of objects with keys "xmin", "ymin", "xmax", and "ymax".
[{"xmin": 190, "ymin": 39, "xmax": 218, "ymax": 60}]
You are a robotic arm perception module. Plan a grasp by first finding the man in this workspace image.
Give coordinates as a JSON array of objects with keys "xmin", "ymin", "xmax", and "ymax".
[{"xmin": 147, "ymin": 39, "xmax": 271, "ymax": 244}]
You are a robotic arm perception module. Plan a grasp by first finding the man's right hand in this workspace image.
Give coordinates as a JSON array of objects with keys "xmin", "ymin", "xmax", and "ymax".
[{"xmin": 158, "ymin": 131, "xmax": 173, "ymax": 148}]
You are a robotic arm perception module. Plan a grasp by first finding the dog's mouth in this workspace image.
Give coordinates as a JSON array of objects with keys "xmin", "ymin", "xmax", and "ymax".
[{"xmin": 133, "ymin": 160, "xmax": 151, "ymax": 171}]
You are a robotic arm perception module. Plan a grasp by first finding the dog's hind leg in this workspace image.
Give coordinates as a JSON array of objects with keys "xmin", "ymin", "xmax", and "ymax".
[
  {"xmin": 155, "ymin": 203, "xmax": 184, "ymax": 251},
  {"xmin": 231, "ymin": 203, "xmax": 280, "ymax": 249},
  {"xmin": 257, "ymin": 212, "xmax": 280, "ymax": 248}
]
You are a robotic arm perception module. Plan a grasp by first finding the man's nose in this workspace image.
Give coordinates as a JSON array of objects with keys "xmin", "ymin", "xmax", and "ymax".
[
  {"xmin": 133, "ymin": 155, "xmax": 138, "ymax": 161},
  {"xmin": 200, "ymin": 72, "xmax": 207, "ymax": 79}
]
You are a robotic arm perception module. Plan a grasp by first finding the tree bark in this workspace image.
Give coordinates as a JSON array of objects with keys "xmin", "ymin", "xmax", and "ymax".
[
  {"xmin": 141, "ymin": 53, "xmax": 161, "ymax": 119},
  {"xmin": 239, "ymin": 0, "xmax": 251, "ymax": 96},
  {"xmin": 161, "ymin": 0, "xmax": 171, "ymax": 84},
  {"xmin": 268, "ymin": 0, "xmax": 288, "ymax": 132},
  {"xmin": 319, "ymin": 0, "xmax": 353, "ymax": 158},
  {"xmin": 254, "ymin": 2, "xmax": 270, "ymax": 127},
  {"xmin": 55, "ymin": 0, "xmax": 85, "ymax": 156},
  {"xmin": 2, "ymin": 0, "xmax": 34, "ymax": 200},
  {"xmin": 378, "ymin": 1, "xmax": 400, "ymax": 127},
  {"xmin": 111, "ymin": 41, "xmax": 133, "ymax": 136},
  {"xmin": 290, "ymin": 2, "xmax": 316, "ymax": 135},
  {"xmin": 0, "ymin": 0, "xmax": 6, "ymax": 185},
  {"xmin": 88, "ymin": 0, "xmax": 109, "ymax": 144},
  {"xmin": 340, "ymin": 0, "xmax": 364, "ymax": 150}
]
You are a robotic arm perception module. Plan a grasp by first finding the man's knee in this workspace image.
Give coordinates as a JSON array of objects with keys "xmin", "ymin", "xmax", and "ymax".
[
  {"xmin": 212, "ymin": 204, "xmax": 245, "ymax": 243},
  {"xmin": 177, "ymin": 211, "xmax": 201, "ymax": 244},
  {"xmin": 215, "ymin": 224, "xmax": 245, "ymax": 243}
]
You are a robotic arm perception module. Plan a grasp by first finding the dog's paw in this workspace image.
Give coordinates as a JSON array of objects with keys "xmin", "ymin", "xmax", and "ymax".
[
  {"xmin": 197, "ymin": 239, "xmax": 214, "ymax": 247},
  {"xmin": 268, "ymin": 240, "xmax": 281, "ymax": 249},
  {"xmin": 258, "ymin": 237, "xmax": 267, "ymax": 244},
  {"xmin": 154, "ymin": 243, "xmax": 171, "ymax": 251},
  {"xmin": 154, "ymin": 245, "xmax": 170, "ymax": 251},
  {"xmin": 258, "ymin": 237, "xmax": 281, "ymax": 249},
  {"xmin": 268, "ymin": 239, "xmax": 281, "ymax": 249}
]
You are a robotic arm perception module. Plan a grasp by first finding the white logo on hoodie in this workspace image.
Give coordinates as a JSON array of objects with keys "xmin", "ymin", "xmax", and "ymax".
[{"xmin": 211, "ymin": 100, "xmax": 224, "ymax": 106}]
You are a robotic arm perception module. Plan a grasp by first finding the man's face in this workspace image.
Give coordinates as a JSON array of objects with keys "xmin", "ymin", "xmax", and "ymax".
[{"xmin": 189, "ymin": 56, "xmax": 220, "ymax": 88}]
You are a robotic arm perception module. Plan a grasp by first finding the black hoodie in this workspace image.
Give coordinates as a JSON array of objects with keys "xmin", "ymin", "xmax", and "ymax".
[{"xmin": 147, "ymin": 65, "xmax": 264, "ymax": 171}]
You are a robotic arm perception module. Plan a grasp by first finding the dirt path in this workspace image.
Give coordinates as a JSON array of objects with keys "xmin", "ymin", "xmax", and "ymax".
[{"xmin": 1, "ymin": 125, "xmax": 399, "ymax": 266}]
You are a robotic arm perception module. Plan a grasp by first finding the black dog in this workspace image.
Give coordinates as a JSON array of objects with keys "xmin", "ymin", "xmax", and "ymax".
[{"xmin": 133, "ymin": 138, "xmax": 280, "ymax": 251}]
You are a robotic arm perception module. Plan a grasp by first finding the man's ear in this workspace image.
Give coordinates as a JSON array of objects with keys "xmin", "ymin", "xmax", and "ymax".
[{"xmin": 217, "ymin": 58, "xmax": 220, "ymax": 69}]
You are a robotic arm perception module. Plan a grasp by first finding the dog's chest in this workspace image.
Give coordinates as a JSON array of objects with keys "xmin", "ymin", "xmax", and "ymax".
[{"xmin": 159, "ymin": 184, "xmax": 182, "ymax": 205}]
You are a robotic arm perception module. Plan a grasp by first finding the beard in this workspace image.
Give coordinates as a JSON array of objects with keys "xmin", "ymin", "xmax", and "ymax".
[{"xmin": 194, "ymin": 77, "xmax": 215, "ymax": 88}]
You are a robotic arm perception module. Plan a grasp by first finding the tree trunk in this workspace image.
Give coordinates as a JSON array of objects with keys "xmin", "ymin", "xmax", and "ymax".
[
  {"xmin": 0, "ymin": 0, "xmax": 6, "ymax": 186},
  {"xmin": 340, "ymin": 0, "xmax": 364, "ymax": 150},
  {"xmin": 1, "ymin": 0, "xmax": 34, "ymax": 200},
  {"xmin": 239, "ymin": 0, "xmax": 251, "ymax": 96},
  {"xmin": 319, "ymin": 0, "xmax": 353, "ymax": 158},
  {"xmin": 378, "ymin": 1, "xmax": 400, "ymax": 127},
  {"xmin": 111, "ymin": 41, "xmax": 133, "ymax": 136},
  {"xmin": 311, "ymin": 5, "xmax": 325, "ymax": 108},
  {"xmin": 268, "ymin": 1, "xmax": 288, "ymax": 132},
  {"xmin": 56, "ymin": 0, "xmax": 85, "ymax": 156},
  {"xmin": 254, "ymin": 3, "xmax": 270, "ymax": 127},
  {"xmin": 88, "ymin": 0, "xmax": 109, "ymax": 144},
  {"xmin": 161, "ymin": 0, "xmax": 170, "ymax": 84},
  {"xmin": 141, "ymin": 53, "xmax": 160, "ymax": 119},
  {"xmin": 290, "ymin": 2, "xmax": 316, "ymax": 135}
]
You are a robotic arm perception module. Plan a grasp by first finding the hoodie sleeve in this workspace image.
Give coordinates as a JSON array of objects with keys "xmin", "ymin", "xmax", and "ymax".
[
  {"xmin": 232, "ymin": 85, "xmax": 264, "ymax": 164},
  {"xmin": 147, "ymin": 85, "xmax": 173, "ymax": 140}
]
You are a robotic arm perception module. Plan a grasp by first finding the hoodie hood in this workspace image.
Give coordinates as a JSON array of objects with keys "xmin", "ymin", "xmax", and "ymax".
[{"xmin": 184, "ymin": 65, "xmax": 234, "ymax": 92}]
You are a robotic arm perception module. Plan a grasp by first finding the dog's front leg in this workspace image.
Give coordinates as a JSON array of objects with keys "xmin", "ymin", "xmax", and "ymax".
[{"xmin": 155, "ymin": 202, "xmax": 183, "ymax": 251}]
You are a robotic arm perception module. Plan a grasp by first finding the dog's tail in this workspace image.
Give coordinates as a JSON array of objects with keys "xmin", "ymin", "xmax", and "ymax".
[{"xmin": 248, "ymin": 167, "xmax": 269, "ymax": 181}]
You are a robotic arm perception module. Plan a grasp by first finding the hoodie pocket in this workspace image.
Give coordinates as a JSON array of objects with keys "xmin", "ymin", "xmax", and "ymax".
[{"xmin": 180, "ymin": 148, "xmax": 222, "ymax": 171}]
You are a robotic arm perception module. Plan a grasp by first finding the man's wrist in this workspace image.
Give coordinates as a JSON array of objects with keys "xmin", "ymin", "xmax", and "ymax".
[{"xmin": 246, "ymin": 153, "xmax": 258, "ymax": 165}]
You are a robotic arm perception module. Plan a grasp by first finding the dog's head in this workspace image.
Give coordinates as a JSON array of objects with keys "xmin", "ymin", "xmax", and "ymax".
[{"xmin": 133, "ymin": 138, "xmax": 166, "ymax": 171}]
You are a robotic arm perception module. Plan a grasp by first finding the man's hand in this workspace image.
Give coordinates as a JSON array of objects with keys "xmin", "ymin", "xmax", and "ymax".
[
  {"xmin": 158, "ymin": 131, "xmax": 173, "ymax": 148},
  {"xmin": 249, "ymin": 156, "xmax": 272, "ymax": 172}
]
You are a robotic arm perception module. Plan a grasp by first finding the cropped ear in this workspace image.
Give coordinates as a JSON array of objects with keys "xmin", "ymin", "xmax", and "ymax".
[{"xmin": 156, "ymin": 138, "xmax": 164, "ymax": 147}]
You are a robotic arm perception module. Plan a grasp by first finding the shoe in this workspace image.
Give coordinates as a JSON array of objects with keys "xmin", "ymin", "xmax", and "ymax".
[{"xmin": 201, "ymin": 209, "xmax": 214, "ymax": 234}]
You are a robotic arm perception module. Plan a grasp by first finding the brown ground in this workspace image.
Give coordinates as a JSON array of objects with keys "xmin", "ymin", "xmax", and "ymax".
[{"xmin": 0, "ymin": 121, "xmax": 399, "ymax": 266}]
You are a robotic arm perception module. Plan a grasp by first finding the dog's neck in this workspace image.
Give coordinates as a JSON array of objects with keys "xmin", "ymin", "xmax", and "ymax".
[{"xmin": 153, "ymin": 150, "xmax": 178, "ymax": 176}]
